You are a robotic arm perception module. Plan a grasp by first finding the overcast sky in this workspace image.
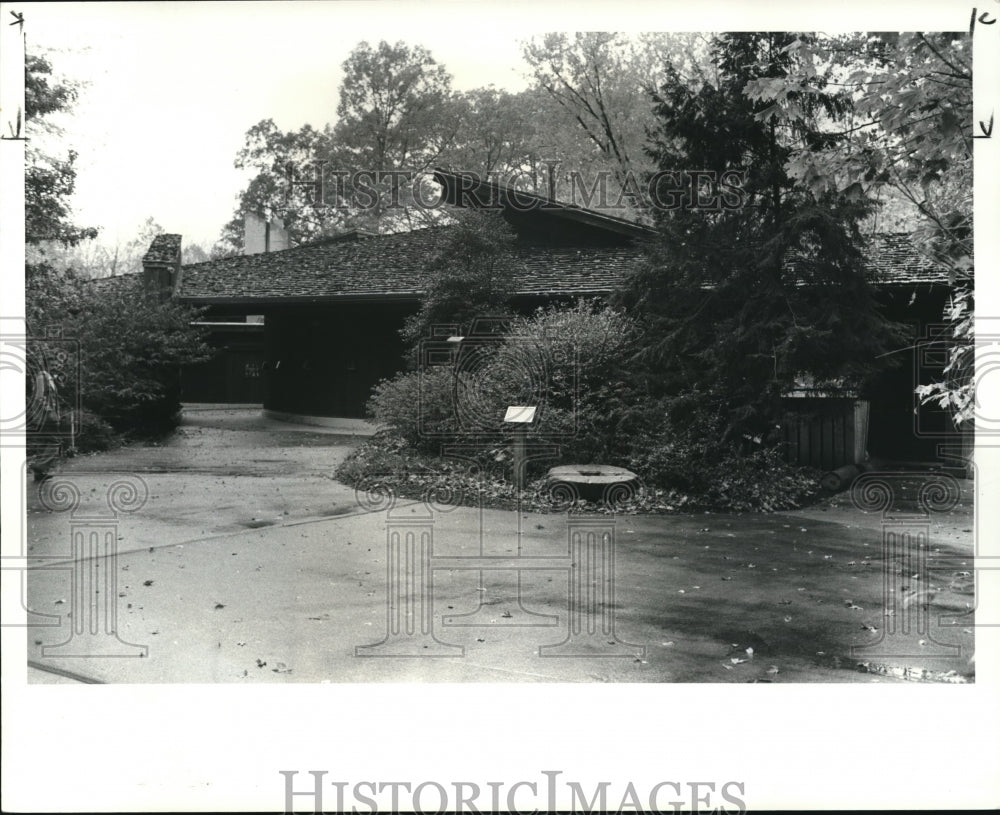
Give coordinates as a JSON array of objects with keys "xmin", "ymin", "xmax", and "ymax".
[{"xmin": 19, "ymin": 1, "xmax": 977, "ymax": 252}]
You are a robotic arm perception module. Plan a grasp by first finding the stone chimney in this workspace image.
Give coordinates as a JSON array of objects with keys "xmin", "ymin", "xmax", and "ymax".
[
  {"xmin": 244, "ymin": 213, "xmax": 290, "ymax": 254},
  {"xmin": 141, "ymin": 234, "xmax": 182, "ymax": 303}
]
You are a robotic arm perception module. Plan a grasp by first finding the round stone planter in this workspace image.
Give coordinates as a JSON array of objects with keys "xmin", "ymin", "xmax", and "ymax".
[{"xmin": 545, "ymin": 464, "xmax": 640, "ymax": 504}]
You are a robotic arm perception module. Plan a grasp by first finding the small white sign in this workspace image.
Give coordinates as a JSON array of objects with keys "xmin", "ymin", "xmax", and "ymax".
[{"xmin": 503, "ymin": 405, "xmax": 537, "ymax": 423}]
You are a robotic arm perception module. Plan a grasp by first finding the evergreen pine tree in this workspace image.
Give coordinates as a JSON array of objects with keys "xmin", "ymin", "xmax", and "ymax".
[{"xmin": 618, "ymin": 32, "xmax": 902, "ymax": 448}]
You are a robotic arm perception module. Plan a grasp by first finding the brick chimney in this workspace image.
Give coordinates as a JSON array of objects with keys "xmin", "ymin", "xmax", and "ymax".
[
  {"xmin": 244, "ymin": 213, "xmax": 289, "ymax": 254},
  {"xmin": 141, "ymin": 234, "xmax": 182, "ymax": 302}
]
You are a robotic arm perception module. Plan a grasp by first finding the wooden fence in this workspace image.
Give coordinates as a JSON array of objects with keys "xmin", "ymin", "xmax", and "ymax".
[{"xmin": 781, "ymin": 396, "xmax": 869, "ymax": 471}]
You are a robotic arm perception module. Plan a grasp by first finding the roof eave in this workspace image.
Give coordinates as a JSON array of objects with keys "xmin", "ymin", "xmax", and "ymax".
[
  {"xmin": 178, "ymin": 287, "xmax": 618, "ymax": 306},
  {"xmin": 178, "ymin": 293, "xmax": 425, "ymax": 306}
]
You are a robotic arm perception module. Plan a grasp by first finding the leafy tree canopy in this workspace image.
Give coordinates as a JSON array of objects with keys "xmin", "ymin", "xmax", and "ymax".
[
  {"xmin": 399, "ymin": 210, "xmax": 518, "ymax": 353},
  {"xmin": 742, "ymin": 32, "xmax": 973, "ymax": 427},
  {"xmin": 24, "ymin": 54, "xmax": 97, "ymax": 248},
  {"xmin": 218, "ymin": 34, "xmax": 706, "ymax": 253},
  {"xmin": 617, "ymin": 32, "xmax": 903, "ymax": 446}
]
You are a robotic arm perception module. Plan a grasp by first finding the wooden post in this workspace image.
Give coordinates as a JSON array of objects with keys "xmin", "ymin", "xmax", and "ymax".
[
  {"xmin": 512, "ymin": 425, "xmax": 527, "ymax": 491},
  {"xmin": 503, "ymin": 406, "xmax": 537, "ymax": 492}
]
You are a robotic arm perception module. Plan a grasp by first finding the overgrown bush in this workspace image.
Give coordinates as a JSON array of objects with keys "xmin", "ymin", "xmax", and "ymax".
[
  {"xmin": 72, "ymin": 275, "xmax": 213, "ymax": 434},
  {"xmin": 361, "ymin": 300, "xmax": 819, "ymax": 513},
  {"xmin": 26, "ymin": 264, "xmax": 213, "ymax": 456},
  {"xmin": 334, "ymin": 431, "xmax": 439, "ymax": 486},
  {"xmin": 368, "ymin": 300, "xmax": 638, "ymax": 462},
  {"xmin": 334, "ymin": 430, "xmax": 664, "ymax": 513},
  {"xmin": 622, "ymin": 396, "xmax": 819, "ymax": 511},
  {"xmin": 71, "ymin": 409, "xmax": 119, "ymax": 454},
  {"xmin": 500, "ymin": 301, "xmax": 638, "ymax": 461},
  {"xmin": 366, "ymin": 365, "xmax": 460, "ymax": 453},
  {"xmin": 335, "ymin": 427, "xmax": 813, "ymax": 514}
]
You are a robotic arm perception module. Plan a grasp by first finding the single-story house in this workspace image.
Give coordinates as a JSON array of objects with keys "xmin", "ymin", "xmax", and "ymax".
[{"xmin": 142, "ymin": 169, "xmax": 969, "ymax": 470}]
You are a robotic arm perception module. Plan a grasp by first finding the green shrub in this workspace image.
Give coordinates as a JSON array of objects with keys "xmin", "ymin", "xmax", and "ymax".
[
  {"xmin": 363, "ymin": 300, "xmax": 818, "ymax": 513},
  {"xmin": 71, "ymin": 409, "xmax": 119, "ymax": 454},
  {"xmin": 73, "ymin": 275, "xmax": 211, "ymax": 435},
  {"xmin": 26, "ymin": 265, "xmax": 213, "ymax": 450},
  {"xmin": 372, "ymin": 299, "xmax": 640, "ymax": 460},
  {"xmin": 500, "ymin": 300, "xmax": 638, "ymax": 460},
  {"xmin": 699, "ymin": 447, "xmax": 819, "ymax": 512},
  {"xmin": 366, "ymin": 365, "xmax": 460, "ymax": 453},
  {"xmin": 622, "ymin": 397, "xmax": 819, "ymax": 511},
  {"xmin": 334, "ymin": 431, "xmax": 433, "ymax": 486}
]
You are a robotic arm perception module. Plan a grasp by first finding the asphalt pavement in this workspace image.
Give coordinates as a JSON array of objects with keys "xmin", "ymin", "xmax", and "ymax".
[{"xmin": 21, "ymin": 408, "xmax": 976, "ymax": 684}]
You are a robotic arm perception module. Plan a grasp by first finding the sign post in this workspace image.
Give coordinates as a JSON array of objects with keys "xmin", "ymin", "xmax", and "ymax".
[{"xmin": 503, "ymin": 405, "xmax": 536, "ymax": 491}]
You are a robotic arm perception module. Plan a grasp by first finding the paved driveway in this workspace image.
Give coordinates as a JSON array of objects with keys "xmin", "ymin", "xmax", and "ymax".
[{"xmin": 22, "ymin": 408, "xmax": 976, "ymax": 683}]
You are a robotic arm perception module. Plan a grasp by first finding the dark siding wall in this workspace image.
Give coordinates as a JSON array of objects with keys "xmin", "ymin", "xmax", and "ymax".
[
  {"xmin": 865, "ymin": 284, "xmax": 958, "ymax": 462},
  {"xmin": 181, "ymin": 325, "xmax": 265, "ymax": 404},
  {"xmin": 263, "ymin": 302, "xmax": 416, "ymax": 418}
]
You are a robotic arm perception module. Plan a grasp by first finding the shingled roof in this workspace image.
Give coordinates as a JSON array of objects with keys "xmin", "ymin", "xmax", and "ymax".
[
  {"xmin": 858, "ymin": 233, "xmax": 954, "ymax": 284},
  {"xmin": 175, "ymin": 226, "xmax": 641, "ymax": 304},
  {"xmin": 174, "ymin": 228, "xmax": 953, "ymax": 305}
]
